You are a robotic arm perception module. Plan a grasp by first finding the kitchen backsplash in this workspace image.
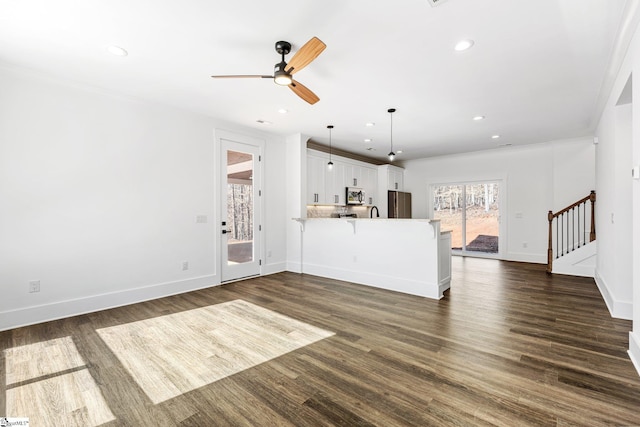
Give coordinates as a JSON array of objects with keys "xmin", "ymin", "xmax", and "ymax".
[{"xmin": 307, "ymin": 205, "xmax": 371, "ymax": 218}]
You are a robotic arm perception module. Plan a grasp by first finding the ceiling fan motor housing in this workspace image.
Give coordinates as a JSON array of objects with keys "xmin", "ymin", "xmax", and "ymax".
[{"xmin": 275, "ymin": 41, "xmax": 291, "ymax": 55}]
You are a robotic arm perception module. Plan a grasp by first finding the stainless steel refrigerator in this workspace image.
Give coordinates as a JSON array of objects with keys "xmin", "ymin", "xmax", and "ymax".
[{"xmin": 388, "ymin": 191, "xmax": 412, "ymax": 218}]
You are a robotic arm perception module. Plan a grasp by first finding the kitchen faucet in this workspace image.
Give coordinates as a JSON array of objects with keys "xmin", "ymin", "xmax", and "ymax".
[{"xmin": 370, "ymin": 206, "xmax": 379, "ymax": 218}]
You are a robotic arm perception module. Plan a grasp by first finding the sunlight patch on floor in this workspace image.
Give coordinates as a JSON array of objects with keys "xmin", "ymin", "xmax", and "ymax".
[
  {"xmin": 96, "ymin": 299, "xmax": 334, "ymax": 404},
  {"xmin": 4, "ymin": 336, "xmax": 116, "ymax": 426}
]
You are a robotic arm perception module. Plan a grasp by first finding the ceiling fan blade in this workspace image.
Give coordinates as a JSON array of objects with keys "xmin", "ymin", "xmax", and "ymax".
[
  {"xmin": 289, "ymin": 80, "xmax": 319, "ymax": 105},
  {"xmin": 211, "ymin": 75, "xmax": 273, "ymax": 79},
  {"xmin": 286, "ymin": 37, "xmax": 326, "ymax": 75}
]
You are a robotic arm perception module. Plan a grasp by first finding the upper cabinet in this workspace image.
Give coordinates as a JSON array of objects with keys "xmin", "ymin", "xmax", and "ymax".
[
  {"xmin": 307, "ymin": 149, "xmax": 378, "ymax": 206},
  {"xmin": 378, "ymin": 164, "xmax": 404, "ymax": 191},
  {"xmin": 361, "ymin": 166, "xmax": 378, "ymax": 206},
  {"xmin": 376, "ymin": 164, "xmax": 405, "ymax": 217},
  {"xmin": 325, "ymin": 161, "xmax": 346, "ymax": 205},
  {"xmin": 343, "ymin": 164, "xmax": 362, "ymax": 188},
  {"xmin": 307, "ymin": 152, "xmax": 326, "ymax": 205}
]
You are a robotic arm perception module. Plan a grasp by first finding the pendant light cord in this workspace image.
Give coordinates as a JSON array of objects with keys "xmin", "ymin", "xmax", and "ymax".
[
  {"xmin": 390, "ymin": 112, "xmax": 393, "ymax": 153},
  {"xmin": 388, "ymin": 108, "xmax": 396, "ymax": 161},
  {"xmin": 327, "ymin": 125, "xmax": 334, "ymax": 169}
]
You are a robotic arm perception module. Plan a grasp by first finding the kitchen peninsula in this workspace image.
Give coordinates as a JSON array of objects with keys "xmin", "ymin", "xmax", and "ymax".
[{"xmin": 293, "ymin": 218, "xmax": 451, "ymax": 299}]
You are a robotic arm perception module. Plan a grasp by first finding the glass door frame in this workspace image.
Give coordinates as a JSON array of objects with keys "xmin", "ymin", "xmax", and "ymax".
[
  {"xmin": 217, "ymin": 132, "xmax": 264, "ymax": 283},
  {"xmin": 429, "ymin": 179, "xmax": 506, "ymax": 259}
]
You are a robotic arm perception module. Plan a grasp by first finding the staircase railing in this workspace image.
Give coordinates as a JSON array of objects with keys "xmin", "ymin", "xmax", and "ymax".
[{"xmin": 547, "ymin": 191, "xmax": 596, "ymax": 273}]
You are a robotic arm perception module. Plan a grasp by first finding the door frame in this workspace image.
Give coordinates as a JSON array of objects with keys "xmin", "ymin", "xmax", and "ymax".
[{"xmin": 215, "ymin": 129, "xmax": 265, "ymax": 283}]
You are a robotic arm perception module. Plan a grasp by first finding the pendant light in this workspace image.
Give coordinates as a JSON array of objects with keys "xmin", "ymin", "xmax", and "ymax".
[
  {"xmin": 387, "ymin": 108, "xmax": 396, "ymax": 161},
  {"xmin": 327, "ymin": 125, "xmax": 334, "ymax": 170}
]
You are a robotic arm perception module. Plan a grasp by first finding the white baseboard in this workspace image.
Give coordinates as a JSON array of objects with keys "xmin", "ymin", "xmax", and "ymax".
[
  {"xmin": 301, "ymin": 263, "xmax": 444, "ymax": 299},
  {"xmin": 263, "ymin": 261, "xmax": 286, "ymax": 275},
  {"xmin": 629, "ymin": 332, "xmax": 640, "ymax": 378},
  {"xmin": 552, "ymin": 264, "xmax": 595, "ymax": 278},
  {"xmin": 594, "ymin": 269, "xmax": 633, "ymax": 320},
  {"xmin": 0, "ymin": 275, "xmax": 219, "ymax": 332},
  {"xmin": 286, "ymin": 261, "xmax": 302, "ymax": 273},
  {"xmin": 503, "ymin": 252, "xmax": 547, "ymax": 264}
]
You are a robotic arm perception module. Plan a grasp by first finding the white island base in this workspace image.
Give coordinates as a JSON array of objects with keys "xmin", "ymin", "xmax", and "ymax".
[{"xmin": 293, "ymin": 218, "xmax": 451, "ymax": 299}]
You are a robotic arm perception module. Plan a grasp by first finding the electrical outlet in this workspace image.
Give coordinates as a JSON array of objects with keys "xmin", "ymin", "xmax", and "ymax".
[
  {"xmin": 182, "ymin": 261, "xmax": 189, "ymax": 271},
  {"xmin": 29, "ymin": 280, "xmax": 40, "ymax": 293}
]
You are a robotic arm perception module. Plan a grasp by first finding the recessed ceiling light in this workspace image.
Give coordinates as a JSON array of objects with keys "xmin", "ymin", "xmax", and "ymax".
[
  {"xmin": 364, "ymin": 138, "xmax": 372, "ymax": 143},
  {"xmin": 491, "ymin": 134, "xmax": 500, "ymax": 139},
  {"xmin": 473, "ymin": 115, "xmax": 485, "ymax": 121},
  {"xmin": 107, "ymin": 45, "xmax": 128, "ymax": 56},
  {"xmin": 454, "ymin": 39, "xmax": 474, "ymax": 52},
  {"xmin": 278, "ymin": 108, "xmax": 288, "ymax": 114},
  {"xmin": 256, "ymin": 119, "xmax": 272, "ymax": 125},
  {"xmin": 366, "ymin": 147, "xmax": 376, "ymax": 151},
  {"xmin": 397, "ymin": 150, "xmax": 403, "ymax": 154},
  {"xmin": 365, "ymin": 122, "xmax": 375, "ymax": 127}
]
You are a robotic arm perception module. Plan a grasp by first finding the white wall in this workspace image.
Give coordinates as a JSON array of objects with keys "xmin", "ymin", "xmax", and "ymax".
[
  {"xmin": 285, "ymin": 134, "xmax": 308, "ymax": 273},
  {"xmin": 595, "ymin": 97, "xmax": 633, "ymax": 320},
  {"xmin": 262, "ymin": 135, "xmax": 288, "ymax": 274},
  {"xmin": 587, "ymin": 2, "xmax": 640, "ymax": 375},
  {"xmin": 0, "ymin": 65, "xmax": 287, "ymax": 330},
  {"xmin": 634, "ymin": 63, "xmax": 640, "ymax": 376},
  {"xmin": 593, "ymin": 7, "xmax": 640, "ymax": 372},
  {"xmin": 402, "ymin": 138, "xmax": 595, "ymax": 264}
]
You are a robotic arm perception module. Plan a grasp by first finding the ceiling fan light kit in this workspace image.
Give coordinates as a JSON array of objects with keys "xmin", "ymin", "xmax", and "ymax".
[{"xmin": 212, "ymin": 37, "xmax": 326, "ymax": 104}]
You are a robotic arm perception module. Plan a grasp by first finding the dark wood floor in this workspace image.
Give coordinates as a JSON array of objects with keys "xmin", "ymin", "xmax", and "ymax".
[{"xmin": 2, "ymin": 257, "xmax": 640, "ymax": 426}]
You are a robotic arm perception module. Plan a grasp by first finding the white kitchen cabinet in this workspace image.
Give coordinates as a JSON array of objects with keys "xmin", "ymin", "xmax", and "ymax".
[
  {"xmin": 307, "ymin": 152, "xmax": 326, "ymax": 204},
  {"xmin": 325, "ymin": 160, "xmax": 345, "ymax": 205},
  {"xmin": 377, "ymin": 164, "xmax": 404, "ymax": 192},
  {"xmin": 344, "ymin": 164, "xmax": 363, "ymax": 188},
  {"xmin": 377, "ymin": 164, "xmax": 405, "ymax": 216},
  {"xmin": 388, "ymin": 168, "xmax": 404, "ymax": 191},
  {"xmin": 361, "ymin": 166, "xmax": 378, "ymax": 206},
  {"xmin": 307, "ymin": 149, "xmax": 379, "ymax": 206}
]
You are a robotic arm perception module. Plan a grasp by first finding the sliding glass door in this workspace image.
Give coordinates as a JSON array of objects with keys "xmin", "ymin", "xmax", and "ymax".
[{"xmin": 432, "ymin": 182, "xmax": 500, "ymax": 256}]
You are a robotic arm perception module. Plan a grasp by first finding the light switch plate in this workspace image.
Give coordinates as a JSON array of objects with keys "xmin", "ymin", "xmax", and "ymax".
[{"xmin": 632, "ymin": 165, "xmax": 640, "ymax": 180}]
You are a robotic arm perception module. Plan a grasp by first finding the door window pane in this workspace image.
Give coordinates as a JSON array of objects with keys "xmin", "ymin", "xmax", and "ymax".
[
  {"xmin": 432, "ymin": 185, "xmax": 464, "ymax": 250},
  {"xmin": 464, "ymin": 183, "xmax": 499, "ymax": 253},
  {"xmin": 226, "ymin": 150, "xmax": 254, "ymax": 264}
]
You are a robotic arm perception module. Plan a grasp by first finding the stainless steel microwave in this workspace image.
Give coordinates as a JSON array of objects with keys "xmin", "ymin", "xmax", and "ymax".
[{"xmin": 346, "ymin": 187, "xmax": 365, "ymax": 205}]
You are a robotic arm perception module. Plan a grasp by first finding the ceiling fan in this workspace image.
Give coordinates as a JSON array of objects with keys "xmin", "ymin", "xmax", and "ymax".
[{"xmin": 211, "ymin": 37, "xmax": 326, "ymax": 105}]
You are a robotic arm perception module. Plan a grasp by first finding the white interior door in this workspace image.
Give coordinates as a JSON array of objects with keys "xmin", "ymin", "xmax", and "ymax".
[{"xmin": 220, "ymin": 139, "xmax": 261, "ymax": 282}]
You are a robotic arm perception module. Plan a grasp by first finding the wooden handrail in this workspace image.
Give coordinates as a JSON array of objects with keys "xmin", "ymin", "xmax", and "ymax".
[
  {"xmin": 547, "ymin": 191, "xmax": 595, "ymax": 274},
  {"xmin": 549, "ymin": 193, "xmax": 592, "ymax": 219}
]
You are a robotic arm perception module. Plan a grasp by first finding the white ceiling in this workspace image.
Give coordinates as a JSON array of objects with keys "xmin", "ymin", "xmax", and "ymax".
[{"xmin": 0, "ymin": 0, "xmax": 631, "ymax": 161}]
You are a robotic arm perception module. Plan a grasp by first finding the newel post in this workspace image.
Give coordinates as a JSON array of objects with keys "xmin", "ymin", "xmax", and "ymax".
[
  {"xmin": 547, "ymin": 210, "xmax": 554, "ymax": 274},
  {"xmin": 589, "ymin": 190, "xmax": 596, "ymax": 242}
]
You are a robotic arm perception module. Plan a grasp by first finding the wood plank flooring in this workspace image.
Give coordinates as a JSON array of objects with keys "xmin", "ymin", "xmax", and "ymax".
[
  {"xmin": 1, "ymin": 257, "xmax": 640, "ymax": 426},
  {"xmin": 96, "ymin": 300, "xmax": 334, "ymax": 404}
]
